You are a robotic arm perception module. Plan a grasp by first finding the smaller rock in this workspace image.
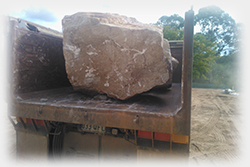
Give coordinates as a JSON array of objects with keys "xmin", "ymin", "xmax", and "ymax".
[{"xmin": 93, "ymin": 94, "xmax": 108, "ymax": 100}]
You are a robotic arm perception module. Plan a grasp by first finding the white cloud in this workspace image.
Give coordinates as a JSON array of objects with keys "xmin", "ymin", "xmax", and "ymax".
[
  {"xmin": 21, "ymin": 6, "xmax": 58, "ymax": 23},
  {"xmin": 5, "ymin": 0, "xmax": 247, "ymax": 32}
]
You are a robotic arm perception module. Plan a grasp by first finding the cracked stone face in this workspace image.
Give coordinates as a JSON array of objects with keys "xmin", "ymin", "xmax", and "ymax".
[{"xmin": 62, "ymin": 12, "xmax": 175, "ymax": 100}]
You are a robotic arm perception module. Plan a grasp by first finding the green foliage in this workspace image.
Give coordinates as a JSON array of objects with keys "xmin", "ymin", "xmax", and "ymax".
[
  {"xmin": 155, "ymin": 7, "xmax": 240, "ymax": 89},
  {"xmin": 157, "ymin": 14, "xmax": 184, "ymax": 30},
  {"xmin": 195, "ymin": 5, "xmax": 237, "ymax": 56},
  {"xmin": 209, "ymin": 53, "xmax": 240, "ymax": 88},
  {"xmin": 156, "ymin": 14, "xmax": 184, "ymax": 40},
  {"xmin": 192, "ymin": 33, "xmax": 217, "ymax": 80},
  {"xmin": 163, "ymin": 26, "xmax": 183, "ymax": 40}
]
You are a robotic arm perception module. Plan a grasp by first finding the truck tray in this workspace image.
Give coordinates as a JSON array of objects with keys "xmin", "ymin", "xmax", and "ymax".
[
  {"xmin": 9, "ymin": 13, "xmax": 193, "ymax": 136},
  {"xmin": 12, "ymin": 83, "xmax": 183, "ymax": 134}
]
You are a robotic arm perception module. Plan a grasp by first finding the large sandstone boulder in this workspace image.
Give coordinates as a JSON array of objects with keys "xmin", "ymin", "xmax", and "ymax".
[{"xmin": 62, "ymin": 12, "xmax": 177, "ymax": 100}]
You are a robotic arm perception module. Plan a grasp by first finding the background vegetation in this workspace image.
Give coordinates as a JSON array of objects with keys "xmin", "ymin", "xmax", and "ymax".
[{"xmin": 155, "ymin": 6, "xmax": 241, "ymax": 90}]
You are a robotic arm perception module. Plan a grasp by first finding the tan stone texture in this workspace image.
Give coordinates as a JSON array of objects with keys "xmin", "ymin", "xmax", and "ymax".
[{"xmin": 62, "ymin": 12, "xmax": 174, "ymax": 100}]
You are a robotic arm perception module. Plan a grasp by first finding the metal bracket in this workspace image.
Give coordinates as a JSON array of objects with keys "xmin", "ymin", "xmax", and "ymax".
[
  {"xmin": 8, "ymin": 116, "xmax": 16, "ymax": 129},
  {"xmin": 31, "ymin": 119, "xmax": 38, "ymax": 132},
  {"xmin": 18, "ymin": 117, "xmax": 26, "ymax": 129}
]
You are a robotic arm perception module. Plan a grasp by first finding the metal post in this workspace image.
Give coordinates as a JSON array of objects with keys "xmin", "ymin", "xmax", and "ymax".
[
  {"xmin": 31, "ymin": 119, "xmax": 38, "ymax": 131},
  {"xmin": 170, "ymin": 117, "xmax": 173, "ymax": 153},
  {"xmin": 43, "ymin": 120, "xmax": 49, "ymax": 133},
  {"xmin": 182, "ymin": 9, "xmax": 194, "ymax": 108},
  {"xmin": 182, "ymin": 9, "xmax": 194, "ymax": 149},
  {"xmin": 18, "ymin": 117, "xmax": 26, "ymax": 129},
  {"xmin": 135, "ymin": 130, "xmax": 137, "ymax": 146},
  {"xmin": 151, "ymin": 132, "xmax": 154, "ymax": 148},
  {"xmin": 8, "ymin": 116, "xmax": 16, "ymax": 129}
]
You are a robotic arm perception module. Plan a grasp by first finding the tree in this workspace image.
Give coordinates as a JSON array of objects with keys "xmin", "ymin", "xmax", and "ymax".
[
  {"xmin": 209, "ymin": 52, "xmax": 240, "ymax": 88},
  {"xmin": 156, "ymin": 14, "xmax": 184, "ymax": 30},
  {"xmin": 195, "ymin": 5, "xmax": 237, "ymax": 56},
  {"xmin": 162, "ymin": 26, "xmax": 183, "ymax": 40},
  {"xmin": 155, "ymin": 10, "xmax": 237, "ymax": 86},
  {"xmin": 192, "ymin": 33, "xmax": 217, "ymax": 81},
  {"xmin": 156, "ymin": 14, "xmax": 184, "ymax": 40}
]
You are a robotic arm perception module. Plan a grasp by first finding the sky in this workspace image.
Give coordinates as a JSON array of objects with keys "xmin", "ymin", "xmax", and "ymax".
[{"xmin": 4, "ymin": 0, "xmax": 247, "ymax": 32}]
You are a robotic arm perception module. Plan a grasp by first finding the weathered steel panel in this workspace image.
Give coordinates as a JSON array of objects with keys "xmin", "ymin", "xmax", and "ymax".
[
  {"xmin": 11, "ymin": 84, "xmax": 182, "ymax": 134},
  {"xmin": 9, "ymin": 17, "xmax": 71, "ymax": 94},
  {"xmin": 9, "ymin": 9, "xmax": 194, "ymax": 137}
]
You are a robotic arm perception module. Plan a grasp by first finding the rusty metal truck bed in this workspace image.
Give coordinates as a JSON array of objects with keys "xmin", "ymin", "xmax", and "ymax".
[
  {"xmin": 8, "ymin": 10, "xmax": 194, "ymax": 159},
  {"xmin": 9, "ymin": 10, "xmax": 193, "ymax": 138},
  {"xmin": 12, "ymin": 83, "xmax": 182, "ymax": 134}
]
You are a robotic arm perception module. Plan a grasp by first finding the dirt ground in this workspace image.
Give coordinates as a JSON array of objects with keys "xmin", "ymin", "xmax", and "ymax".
[
  {"xmin": 189, "ymin": 88, "xmax": 241, "ymax": 165},
  {"xmin": 5, "ymin": 88, "xmax": 241, "ymax": 165}
]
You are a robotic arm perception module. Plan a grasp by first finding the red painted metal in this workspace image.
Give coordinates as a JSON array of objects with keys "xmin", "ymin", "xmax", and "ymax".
[
  {"xmin": 26, "ymin": 118, "xmax": 45, "ymax": 126},
  {"xmin": 138, "ymin": 130, "xmax": 152, "ymax": 139},
  {"xmin": 154, "ymin": 132, "xmax": 170, "ymax": 142}
]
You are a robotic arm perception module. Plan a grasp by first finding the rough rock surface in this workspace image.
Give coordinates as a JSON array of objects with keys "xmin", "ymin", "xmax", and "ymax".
[{"xmin": 62, "ymin": 12, "xmax": 176, "ymax": 100}]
